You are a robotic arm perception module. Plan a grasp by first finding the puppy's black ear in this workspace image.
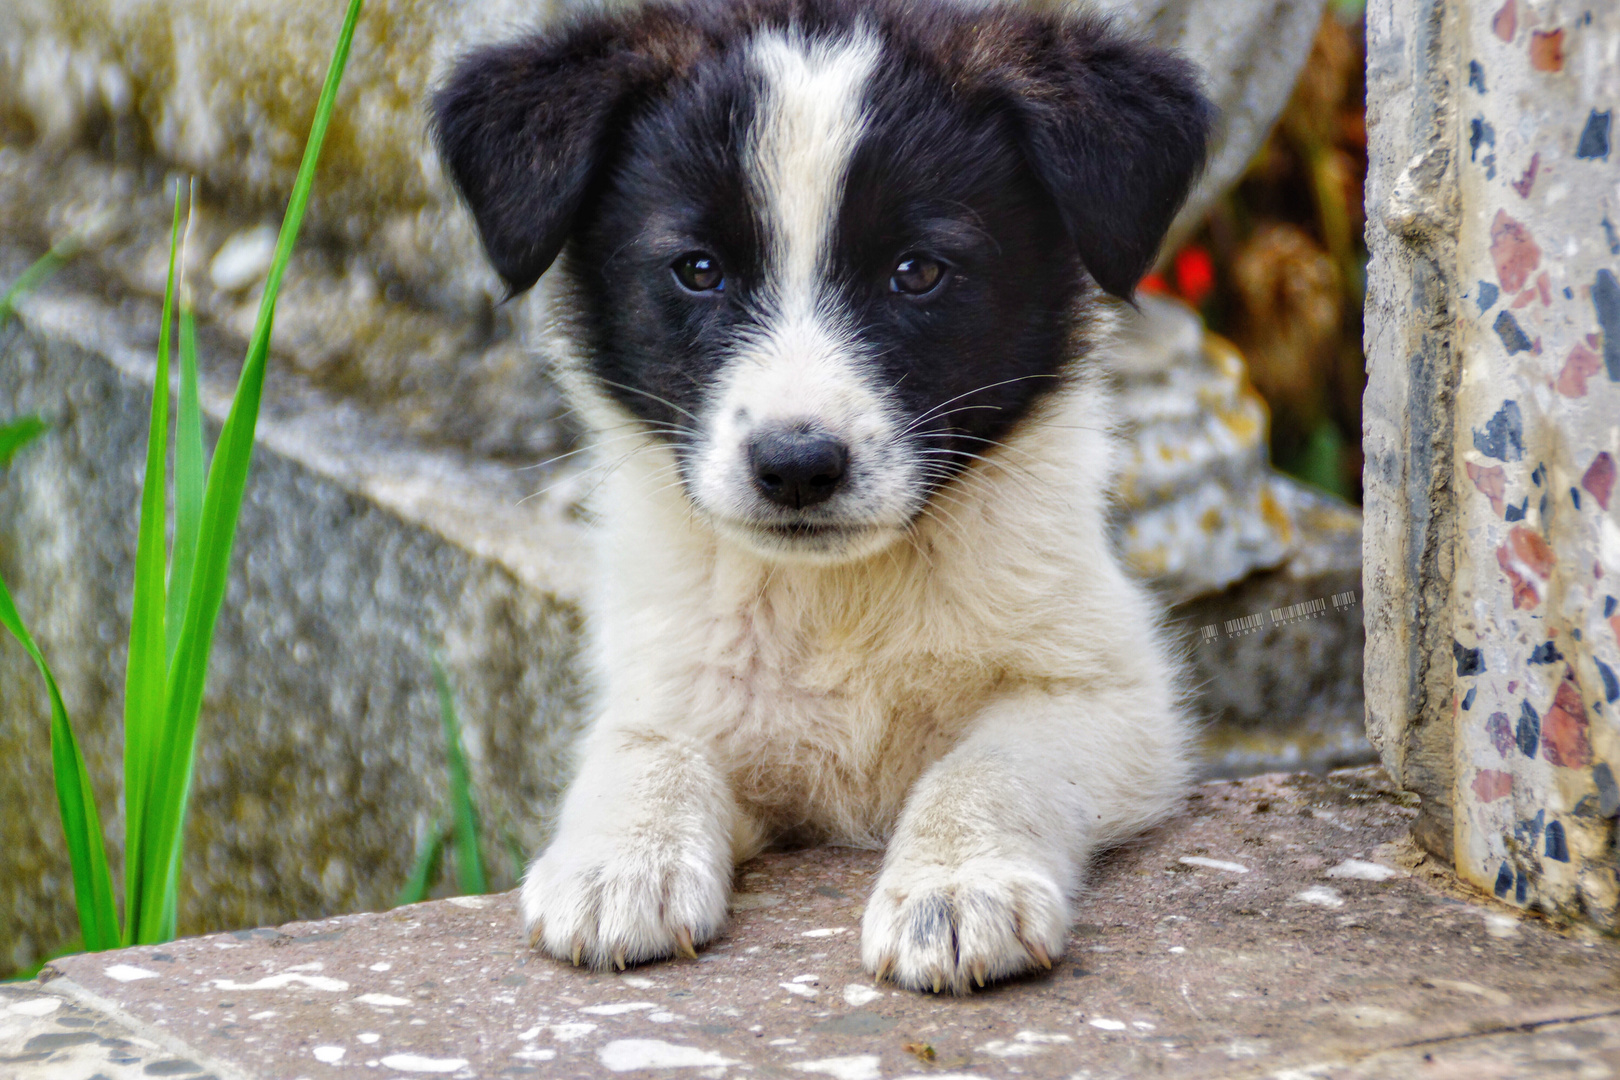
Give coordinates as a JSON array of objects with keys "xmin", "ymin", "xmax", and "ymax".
[
  {"xmin": 974, "ymin": 14, "xmax": 1214, "ymax": 300},
  {"xmin": 432, "ymin": 10, "xmax": 705, "ymax": 294}
]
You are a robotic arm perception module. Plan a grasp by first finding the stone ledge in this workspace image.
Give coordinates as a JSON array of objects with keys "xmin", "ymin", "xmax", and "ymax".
[{"xmin": 7, "ymin": 768, "xmax": 1617, "ymax": 1080}]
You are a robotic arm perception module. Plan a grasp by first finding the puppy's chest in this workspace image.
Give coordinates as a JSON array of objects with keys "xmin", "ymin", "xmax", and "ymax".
[{"xmin": 675, "ymin": 593, "xmax": 966, "ymax": 822}]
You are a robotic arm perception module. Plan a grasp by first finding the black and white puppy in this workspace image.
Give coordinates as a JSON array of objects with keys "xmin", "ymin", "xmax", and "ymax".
[{"xmin": 434, "ymin": 0, "xmax": 1211, "ymax": 993}]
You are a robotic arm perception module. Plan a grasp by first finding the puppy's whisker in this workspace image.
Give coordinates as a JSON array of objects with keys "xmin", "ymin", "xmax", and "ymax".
[{"xmin": 588, "ymin": 377, "xmax": 703, "ymax": 424}]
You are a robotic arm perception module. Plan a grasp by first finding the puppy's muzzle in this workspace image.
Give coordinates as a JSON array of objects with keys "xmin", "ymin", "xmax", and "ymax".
[{"xmin": 747, "ymin": 425, "xmax": 849, "ymax": 510}]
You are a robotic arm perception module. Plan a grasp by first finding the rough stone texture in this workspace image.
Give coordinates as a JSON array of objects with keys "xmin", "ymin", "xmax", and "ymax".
[
  {"xmin": 8, "ymin": 768, "xmax": 1620, "ymax": 1080},
  {"xmin": 0, "ymin": 254, "xmax": 592, "ymax": 977},
  {"xmin": 1364, "ymin": 0, "xmax": 1620, "ymax": 929},
  {"xmin": 0, "ymin": 0, "xmax": 1326, "ymax": 461}
]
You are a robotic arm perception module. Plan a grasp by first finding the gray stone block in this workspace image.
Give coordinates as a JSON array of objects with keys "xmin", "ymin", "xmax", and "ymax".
[{"xmin": 1, "ymin": 256, "xmax": 590, "ymax": 974}]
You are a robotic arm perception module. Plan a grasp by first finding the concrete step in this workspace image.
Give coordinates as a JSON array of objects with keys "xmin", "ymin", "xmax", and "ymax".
[{"xmin": 6, "ymin": 768, "xmax": 1617, "ymax": 1080}]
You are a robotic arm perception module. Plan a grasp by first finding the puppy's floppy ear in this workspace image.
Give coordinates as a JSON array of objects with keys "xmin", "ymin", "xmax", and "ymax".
[
  {"xmin": 432, "ymin": 9, "xmax": 705, "ymax": 294},
  {"xmin": 968, "ymin": 13, "xmax": 1214, "ymax": 300}
]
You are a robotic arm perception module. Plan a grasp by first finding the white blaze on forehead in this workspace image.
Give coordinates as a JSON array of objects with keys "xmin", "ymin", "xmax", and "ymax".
[{"xmin": 746, "ymin": 27, "xmax": 881, "ymax": 312}]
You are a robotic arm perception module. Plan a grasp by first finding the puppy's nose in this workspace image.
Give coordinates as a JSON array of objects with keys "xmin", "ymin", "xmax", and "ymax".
[{"xmin": 748, "ymin": 428, "xmax": 849, "ymax": 509}]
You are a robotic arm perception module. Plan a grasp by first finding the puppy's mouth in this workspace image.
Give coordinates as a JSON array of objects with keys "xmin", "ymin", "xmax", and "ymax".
[{"xmin": 710, "ymin": 512, "xmax": 897, "ymax": 564}]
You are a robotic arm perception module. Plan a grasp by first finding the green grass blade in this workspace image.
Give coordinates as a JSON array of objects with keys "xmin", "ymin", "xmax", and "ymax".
[
  {"xmin": 0, "ymin": 415, "xmax": 49, "ymax": 467},
  {"xmin": 0, "ymin": 239, "xmax": 76, "ymax": 324},
  {"xmin": 135, "ymin": 0, "xmax": 366, "ymax": 944},
  {"xmin": 166, "ymin": 303, "xmax": 205, "ymax": 663},
  {"xmin": 433, "ymin": 657, "xmax": 485, "ymax": 895},
  {"xmin": 396, "ymin": 819, "xmax": 444, "ymax": 907},
  {"xmin": 121, "ymin": 183, "xmax": 184, "ymax": 946},
  {"xmin": 0, "ymin": 573, "xmax": 119, "ymax": 952}
]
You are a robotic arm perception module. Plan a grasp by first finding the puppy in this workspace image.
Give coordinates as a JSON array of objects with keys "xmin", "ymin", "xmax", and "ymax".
[{"xmin": 433, "ymin": 0, "xmax": 1211, "ymax": 993}]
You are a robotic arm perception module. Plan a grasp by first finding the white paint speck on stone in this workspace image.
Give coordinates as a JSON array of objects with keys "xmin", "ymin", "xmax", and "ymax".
[
  {"xmin": 842, "ymin": 985, "xmax": 882, "ymax": 1008},
  {"xmin": 791, "ymin": 1053, "xmax": 882, "ymax": 1080},
  {"xmin": 549, "ymin": 1023, "xmax": 599, "ymax": 1041},
  {"xmin": 1178, "ymin": 857, "xmax": 1250, "ymax": 874},
  {"xmin": 214, "ymin": 973, "xmax": 349, "ymax": 992},
  {"xmin": 791, "ymin": 974, "xmax": 818, "ymax": 983},
  {"xmin": 649, "ymin": 1012, "xmax": 677, "ymax": 1023},
  {"xmin": 1295, "ymin": 886, "xmax": 1346, "ymax": 908},
  {"xmin": 358, "ymin": 1033, "xmax": 380, "ymax": 1044},
  {"xmin": 313, "ymin": 1046, "xmax": 345, "ymax": 1064},
  {"xmin": 513, "ymin": 1049, "xmax": 557, "ymax": 1062},
  {"xmin": 597, "ymin": 1039, "xmax": 738, "ymax": 1072},
  {"xmin": 249, "ymin": 1011, "xmax": 278, "ymax": 1020},
  {"xmin": 780, "ymin": 983, "xmax": 819, "ymax": 999},
  {"xmin": 579, "ymin": 1002, "xmax": 657, "ymax": 1016},
  {"xmin": 621, "ymin": 977, "xmax": 656, "ymax": 989},
  {"xmin": 368, "ymin": 962, "xmax": 392, "ymax": 972},
  {"xmin": 517, "ymin": 1027, "xmax": 540, "ymax": 1041},
  {"xmin": 769, "ymin": 1038, "xmax": 797, "ymax": 1046},
  {"xmin": 799, "ymin": 928, "xmax": 846, "ymax": 938},
  {"xmin": 977, "ymin": 1031, "xmax": 1075, "ymax": 1057},
  {"xmin": 446, "ymin": 896, "xmax": 487, "ymax": 909},
  {"xmin": 1485, "ymin": 913, "xmax": 1521, "ymax": 939},
  {"xmin": 1326, "ymin": 859, "xmax": 1403, "ymax": 881},
  {"xmin": 378, "ymin": 1053, "xmax": 468, "ymax": 1073},
  {"xmin": 1132, "ymin": 1021, "xmax": 1157, "ymax": 1030},
  {"xmin": 354, "ymin": 994, "xmax": 411, "ymax": 1007},
  {"xmin": 1168, "ymin": 946, "xmax": 1186, "ymax": 954},
  {"xmin": 6, "ymin": 998, "xmax": 62, "ymax": 1016},
  {"xmin": 1089, "ymin": 1018, "xmax": 1128, "ymax": 1031},
  {"xmin": 104, "ymin": 964, "xmax": 160, "ymax": 982}
]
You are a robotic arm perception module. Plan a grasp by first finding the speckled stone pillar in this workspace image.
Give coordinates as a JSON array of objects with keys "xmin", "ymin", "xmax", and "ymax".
[{"xmin": 1366, "ymin": 0, "xmax": 1619, "ymax": 928}]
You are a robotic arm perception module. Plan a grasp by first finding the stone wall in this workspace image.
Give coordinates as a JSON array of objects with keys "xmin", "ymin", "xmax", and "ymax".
[{"xmin": 1365, "ymin": 0, "xmax": 1618, "ymax": 928}]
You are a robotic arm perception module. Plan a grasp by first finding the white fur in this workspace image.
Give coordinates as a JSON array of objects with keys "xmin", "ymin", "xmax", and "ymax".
[
  {"xmin": 686, "ymin": 29, "xmax": 919, "ymax": 563},
  {"xmin": 518, "ymin": 31, "xmax": 1192, "ymax": 994}
]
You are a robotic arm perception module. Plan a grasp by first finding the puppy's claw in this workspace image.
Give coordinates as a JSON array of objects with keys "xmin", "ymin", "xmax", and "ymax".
[
  {"xmin": 931, "ymin": 972, "xmax": 943, "ymax": 994},
  {"xmin": 875, "ymin": 955, "xmax": 895, "ymax": 982},
  {"xmin": 527, "ymin": 921, "xmax": 543, "ymax": 950},
  {"xmin": 1024, "ymin": 939, "xmax": 1053, "ymax": 970},
  {"xmin": 674, "ymin": 927, "xmax": 698, "ymax": 960},
  {"xmin": 971, "ymin": 960, "xmax": 988, "ymax": 988},
  {"xmin": 612, "ymin": 948, "xmax": 627, "ymax": 971},
  {"xmin": 571, "ymin": 941, "xmax": 584, "ymax": 967}
]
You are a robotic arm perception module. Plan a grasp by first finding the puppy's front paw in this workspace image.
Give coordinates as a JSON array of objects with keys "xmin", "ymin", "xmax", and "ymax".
[
  {"xmin": 861, "ymin": 856, "xmax": 1068, "ymax": 994},
  {"xmin": 521, "ymin": 825, "xmax": 730, "ymax": 971}
]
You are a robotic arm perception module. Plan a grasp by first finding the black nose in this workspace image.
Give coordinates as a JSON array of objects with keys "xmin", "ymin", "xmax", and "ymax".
[{"xmin": 748, "ymin": 428, "xmax": 849, "ymax": 509}]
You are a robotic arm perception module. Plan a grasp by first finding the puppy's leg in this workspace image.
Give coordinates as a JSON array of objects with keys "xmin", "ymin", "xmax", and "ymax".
[
  {"xmin": 521, "ymin": 723, "xmax": 751, "ymax": 970},
  {"xmin": 862, "ymin": 686, "xmax": 1188, "ymax": 993}
]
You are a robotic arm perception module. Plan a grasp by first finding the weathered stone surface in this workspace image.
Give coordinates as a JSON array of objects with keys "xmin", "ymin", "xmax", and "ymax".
[
  {"xmin": 0, "ymin": 251, "xmax": 591, "ymax": 976},
  {"xmin": 9, "ymin": 768, "xmax": 1620, "ymax": 1080},
  {"xmin": 1364, "ymin": 0, "xmax": 1620, "ymax": 928}
]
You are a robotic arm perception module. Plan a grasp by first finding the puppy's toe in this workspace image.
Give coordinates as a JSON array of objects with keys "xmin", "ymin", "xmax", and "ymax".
[
  {"xmin": 520, "ymin": 828, "xmax": 729, "ymax": 971},
  {"xmin": 860, "ymin": 859, "xmax": 1067, "ymax": 993}
]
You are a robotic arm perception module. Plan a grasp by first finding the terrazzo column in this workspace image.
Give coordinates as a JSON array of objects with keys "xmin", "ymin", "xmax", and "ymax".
[{"xmin": 1366, "ymin": 0, "xmax": 1619, "ymax": 928}]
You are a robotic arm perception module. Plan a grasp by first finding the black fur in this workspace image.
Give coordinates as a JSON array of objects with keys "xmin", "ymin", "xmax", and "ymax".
[{"xmin": 433, "ymin": 0, "xmax": 1212, "ymax": 496}]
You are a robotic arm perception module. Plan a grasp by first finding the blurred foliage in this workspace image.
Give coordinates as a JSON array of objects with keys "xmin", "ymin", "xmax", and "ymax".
[{"xmin": 1146, "ymin": 5, "xmax": 1368, "ymax": 502}]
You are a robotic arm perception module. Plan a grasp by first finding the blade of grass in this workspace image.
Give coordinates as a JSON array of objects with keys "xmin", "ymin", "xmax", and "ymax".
[
  {"xmin": 0, "ymin": 415, "xmax": 49, "ymax": 467},
  {"xmin": 433, "ymin": 657, "xmax": 485, "ymax": 895},
  {"xmin": 396, "ymin": 819, "xmax": 445, "ymax": 907},
  {"xmin": 0, "ymin": 237, "xmax": 77, "ymax": 324},
  {"xmin": 122, "ymin": 183, "xmax": 184, "ymax": 945},
  {"xmin": 166, "ymin": 301, "xmax": 205, "ymax": 663},
  {"xmin": 135, "ymin": 0, "xmax": 365, "ymax": 944},
  {"xmin": 0, "ymin": 574, "xmax": 119, "ymax": 951}
]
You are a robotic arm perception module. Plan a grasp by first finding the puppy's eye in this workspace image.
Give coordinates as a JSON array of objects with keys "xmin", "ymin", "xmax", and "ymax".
[
  {"xmin": 889, "ymin": 254, "xmax": 945, "ymax": 296},
  {"xmin": 672, "ymin": 252, "xmax": 725, "ymax": 293}
]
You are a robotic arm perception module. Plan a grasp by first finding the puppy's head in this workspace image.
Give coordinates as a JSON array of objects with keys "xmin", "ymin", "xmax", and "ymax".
[{"xmin": 435, "ymin": 0, "xmax": 1211, "ymax": 563}]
